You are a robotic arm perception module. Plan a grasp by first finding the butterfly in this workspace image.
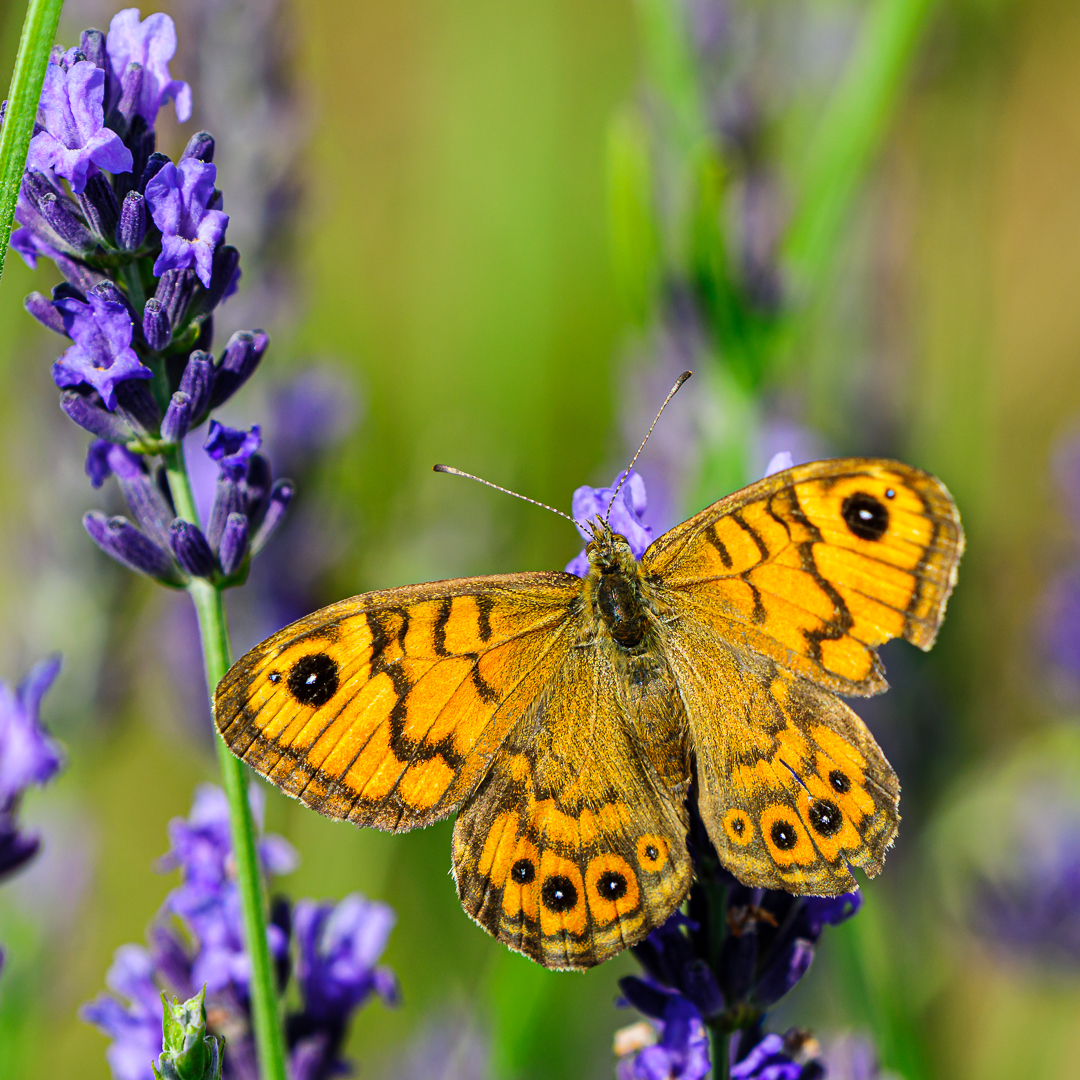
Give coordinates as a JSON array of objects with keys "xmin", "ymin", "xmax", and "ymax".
[{"xmin": 214, "ymin": 451, "xmax": 963, "ymax": 970}]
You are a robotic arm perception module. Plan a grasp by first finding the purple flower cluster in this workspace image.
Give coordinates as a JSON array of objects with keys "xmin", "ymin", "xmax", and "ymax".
[
  {"xmin": 0, "ymin": 657, "xmax": 63, "ymax": 977},
  {"xmin": 82, "ymin": 785, "xmax": 398, "ymax": 1080},
  {"xmin": 16, "ymin": 9, "xmax": 292, "ymax": 589}
]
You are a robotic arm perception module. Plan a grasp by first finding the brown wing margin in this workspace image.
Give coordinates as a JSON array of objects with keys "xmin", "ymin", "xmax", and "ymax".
[
  {"xmin": 643, "ymin": 459, "xmax": 964, "ymax": 696},
  {"xmin": 213, "ymin": 572, "xmax": 583, "ymax": 831}
]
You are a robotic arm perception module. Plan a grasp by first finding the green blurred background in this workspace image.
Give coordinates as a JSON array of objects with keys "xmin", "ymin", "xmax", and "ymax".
[{"xmin": 1, "ymin": 0, "xmax": 1080, "ymax": 1077}]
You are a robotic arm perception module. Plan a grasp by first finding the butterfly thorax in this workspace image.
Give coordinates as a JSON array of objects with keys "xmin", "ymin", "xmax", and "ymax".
[{"xmin": 583, "ymin": 524, "xmax": 653, "ymax": 650}]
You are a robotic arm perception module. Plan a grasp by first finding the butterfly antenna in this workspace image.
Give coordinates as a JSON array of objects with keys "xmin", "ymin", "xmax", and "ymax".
[
  {"xmin": 433, "ymin": 464, "xmax": 578, "ymax": 525},
  {"xmin": 605, "ymin": 370, "xmax": 692, "ymax": 521}
]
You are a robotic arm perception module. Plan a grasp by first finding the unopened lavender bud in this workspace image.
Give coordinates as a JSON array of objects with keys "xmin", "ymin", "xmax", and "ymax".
[
  {"xmin": 37, "ymin": 193, "xmax": 94, "ymax": 253},
  {"xmin": 178, "ymin": 351, "xmax": 213, "ymax": 419},
  {"xmin": 80, "ymin": 29, "xmax": 106, "ymax": 70},
  {"xmin": 209, "ymin": 330, "xmax": 268, "ymax": 408},
  {"xmin": 52, "ymin": 282, "xmax": 85, "ymax": 303},
  {"xmin": 25, "ymin": 292, "xmax": 66, "ymax": 335},
  {"xmin": 218, "ymin": 513, "xmax": 249, "ymax": 576},
  {"xmin": 168, "ymin": 520, "xmax": 216, "ymax": 578},
  {"xmin": 113, "ymin": 377, "xmax": 161, "ymax": 432},
  {"xmin": 161, "ymin": 392, "xmax": 193, "ymax": 444},
  {"xmin": 84, "ymin": 512, "xmax": 183, "ymax": 584},
  {"xmin": 143, "ymin": 298, "xmax": 171, "ymax": 351},
  {"xmin": 118, "ymin": 190, "xmax": 147, "ymax": 251},
  {"xmin": 78, "ymin": 174, "xmax": 119, "ymax": 242},
  {"xmin": 90, "ymin": 280, "xmax": 130, "ymax": 311},
  {"xmin": 207, "ymin": 478, "xmax": 244, "ymax": 553},
  {"xmin": 243, "ymin": 453, "xmax": 272, "ymax": 510},
  {"xmin": 155, "ymin": 269, "xmax": 197, "ymax": 331},
  {"xmin": 54, "ymin": 253, "xmax": 105, "ymax": 293},
  {"xmin": 200, "ymin": 245, "xmax": 240, "ymax": 313},
  {"xmin": 250, "ymin": 479, "xmax": 294, "ymax": 555},
  {"xmin": 181, "ymin": 131, "xmax": 215, "ymax": 163},
  {"xmin": 139, "ymin": 152, "xmax": 170, "ymax": 194},
  {"xmin": 60, "ymin": 390, "xmax": 133, "ymax": 442},
  {"xmin": 113, "ymin": 62, "xmax": 143, "ymax": 129}
]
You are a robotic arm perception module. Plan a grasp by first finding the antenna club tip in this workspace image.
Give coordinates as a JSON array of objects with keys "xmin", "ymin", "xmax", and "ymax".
[
  {"xmin": 677, "ymin": 370, "xmax": 692, "ymax": 384},
  {"xmin": 433, "ymin": 463, "xmax": 449, "ymax": 473}
]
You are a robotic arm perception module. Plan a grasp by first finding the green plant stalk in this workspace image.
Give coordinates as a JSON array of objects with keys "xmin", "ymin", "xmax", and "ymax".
[
  {"xmin": 0, "ymin": 0, "xmax": 64, "ymax": 279},
  {"xmin": 784, "ymin": 0, "xmax": 937, "ymax": 286},
  {"xmin": 163, "ymin": 444, "xmax": 289, "ymax": 1080}
]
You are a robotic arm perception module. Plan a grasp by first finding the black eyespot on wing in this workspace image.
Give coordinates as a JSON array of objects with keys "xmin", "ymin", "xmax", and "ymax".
[
  {"xmin": 841, "ymin": 491, "xmax": 889, "ymax": 542},
  {"xmin": 287, "ymin": 652, "xmax": 339, "ymax": 707},
  {"xmin": 732, "ymin": 818, "xmax": 745, "ymax": 836},
  {"xmin": 829, "ymin": 769, "xmax": 851, "ymax": 794},
  {"xmin": 644, "ymin": 844, "xmax": 659, "ymax": 861},
  {"xmin": 770, "ymin": 819, "xmax": 798, "ymax": 851},
  {"xmin": 510, "ymin": 858, "xmax": 535, "ymax": 885},
  {"xmin": 541, "ymin": 875, "xmax": 578, "ymax": 913},
  {"xmin": 808, "ymin": 799, "xmax": 842, "ymax": 837},
  {"xmin": 268, "ymin": 671, "xmax": 281, "ymax": 684},
  {"xmin": 596, "ymin": 870, "xmax": 627, "ymax": 901}
]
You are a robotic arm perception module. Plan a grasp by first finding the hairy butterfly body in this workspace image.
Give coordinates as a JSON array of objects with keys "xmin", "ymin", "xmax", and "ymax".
[{"xmin": 214, "ymin": 458, "xmax": 963, "ymax": 969}]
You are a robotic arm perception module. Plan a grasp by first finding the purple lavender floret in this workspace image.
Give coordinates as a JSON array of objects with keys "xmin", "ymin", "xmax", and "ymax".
[
  {"xmin": 0, "ymin": 656, "xmax": 63, "ymax": 804},
  {"xmin": 566, "ymin": 469, "xmax": 653, "ymax": 576},
  {"xmin": 204, "ymin": 421, "xmax": 262, "ymax": 479},
  {"xmin": 1, "ymin": 657, "xmax": 62, "ymax": 928},
  {"xmin": 730, "ymin": 1032, "xmax": 824, "ymax": 1080},
  {"xmin": 293, "ymin": 895, "xmax": 399, "ymax": 1021},
  {"xmin": 52, "ymin": 291, "xmax": 152, "ymax": 410},
  {"xmin": 26, "ymin": 59, "xmax": 133, "ymax": 193},
  {"xmin": 105, "ymin": 8, "xmax": 192, "ymax": 126},
  {"xmin": 144, "ymin": 158, "xmax": 229, "ymax": 287},
  {"xmin": 615, "ymin": 987, "xmax": 710, "ymax": 1080}
]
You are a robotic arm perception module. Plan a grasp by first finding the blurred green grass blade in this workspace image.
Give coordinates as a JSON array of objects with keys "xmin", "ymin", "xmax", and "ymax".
[
  {"xmin": 0, "ymin": 0, "xmax": 63, "ymax": 281},
  {"xmin": 633, "ymin": 0, "xmax": 703, "ymax": 151},
  {"xmin": 784, "ymin": 0, "xmax": 938, "ymax": 288},
  {"xmin": 832, "ymin": 888, "xmax": 931, "ymax": 1080}
]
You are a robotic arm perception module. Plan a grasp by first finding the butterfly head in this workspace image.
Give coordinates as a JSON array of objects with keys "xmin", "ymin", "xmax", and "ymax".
[{"xmin": 583, "ymin": 518, "xmax": 637, "ymax": 574}]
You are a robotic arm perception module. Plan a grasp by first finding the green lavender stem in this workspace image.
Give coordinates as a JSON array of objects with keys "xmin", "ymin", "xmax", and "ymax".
[
  {"xmin": 0, "ymin": 0, "xmax": 64, "ymax": 279},
  {"xmin": 163, "ymin": 443, "xmax": 290, "ymax": 1080}
]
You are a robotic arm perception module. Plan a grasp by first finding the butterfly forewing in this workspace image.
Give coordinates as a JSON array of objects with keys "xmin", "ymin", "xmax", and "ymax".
[
  {"xmin": 214, "ymin": 574, "xmax": 581, "ymax": 830},
  {"xmin": 643, "ymin": 459, "xmax": 964, "ymax": 696}
]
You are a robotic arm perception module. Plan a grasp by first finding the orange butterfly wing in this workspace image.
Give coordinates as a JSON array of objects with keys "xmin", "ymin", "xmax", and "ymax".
[{"xmin": 214, "ymin": 574, "xmax": 580, "ymax": 831}]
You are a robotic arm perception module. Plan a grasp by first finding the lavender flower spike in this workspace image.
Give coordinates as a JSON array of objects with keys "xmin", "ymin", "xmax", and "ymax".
[
  {"xmin": 106, "ymin": 8, "xmax": 192, "ymax": 125},
  {"xmin": 145, "ymin": 159, "xmax": 229, "ymax": 287},
  {"xmin": 52, "ymin": 292, "xmax": 152, "ymax": 410},
  {"xmin": 26, "ymin": 60, "xmax": 133, "ymax": 193}
]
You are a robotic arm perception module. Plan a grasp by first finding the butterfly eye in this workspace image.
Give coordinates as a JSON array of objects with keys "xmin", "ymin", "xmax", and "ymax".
[{"xmin": 585, "ymin": 542, "xmax": 595, "ymax": 554}]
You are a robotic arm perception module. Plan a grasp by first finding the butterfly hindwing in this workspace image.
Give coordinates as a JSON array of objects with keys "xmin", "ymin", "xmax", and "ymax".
[
  {"xmin": 214, "ymin": 574, "xmax": 581, "ymax": 830},
  {"xmin": 661, "ymin": 624, "xmax": 898, "ymax": 893},
  {"xmin": 452, "ymin": 640, "xmax": 693, "ymax": 969},
  {"xmin": 644, "ymin": 459, "xmax": 964, "ymax": 696}
]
